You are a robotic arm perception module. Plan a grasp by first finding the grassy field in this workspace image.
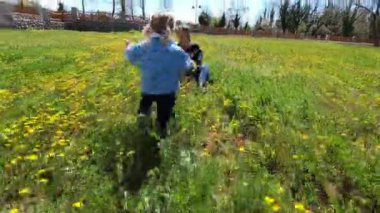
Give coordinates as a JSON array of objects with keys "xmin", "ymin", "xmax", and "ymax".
[{"xmin": 0, "ymin": 30, "xmax": 379, "ymax": 212}]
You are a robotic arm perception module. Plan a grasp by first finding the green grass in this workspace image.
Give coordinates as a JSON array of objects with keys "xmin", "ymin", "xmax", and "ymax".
[{"xmin": 0, "ymin": 30, "xmax": 379, "ymax": 212}]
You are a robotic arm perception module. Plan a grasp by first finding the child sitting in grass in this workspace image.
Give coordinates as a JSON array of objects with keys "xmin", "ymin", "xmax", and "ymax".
[
  {"xmin": 124, "ymin": 14, "xmax": 193, "ymax": 138},
  {"xmin": 176, "ymin": 25, "xmax": 210, "ymax": 88}
]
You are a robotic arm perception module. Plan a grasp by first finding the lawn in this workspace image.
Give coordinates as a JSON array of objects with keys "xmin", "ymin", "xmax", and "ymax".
[{"xmin": 0, "ymin": 30, "xmax": 379, "ymax": 212}]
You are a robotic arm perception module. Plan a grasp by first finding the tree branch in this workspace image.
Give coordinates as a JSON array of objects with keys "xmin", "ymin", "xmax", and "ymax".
[
  {"xmin": 354, "ymin": 11, "xmax": 364, "ymax": 22},
  {"xmin": 355, "ymin": 3, "xmax": 372, "ymax": 13}
]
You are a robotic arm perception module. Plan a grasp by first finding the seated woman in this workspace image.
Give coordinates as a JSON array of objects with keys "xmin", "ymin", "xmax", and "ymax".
[{"xmin": 176, "ymin": 25, "xmax": 210, "ymax": 88}]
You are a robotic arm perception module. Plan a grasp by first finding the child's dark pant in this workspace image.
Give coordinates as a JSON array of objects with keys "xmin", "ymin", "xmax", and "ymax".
[{"xmin": 138, "ymin": 93, "xmax": 176, "ymax": 130}]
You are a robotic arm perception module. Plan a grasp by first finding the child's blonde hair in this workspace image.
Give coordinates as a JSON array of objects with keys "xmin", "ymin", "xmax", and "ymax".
[
  {"xmin": 176, "ymin": 25, "xmax": 191, "ymax": 47},
  {"xmin": 143, "ymin": 13, "xmax": 175, "ymax": 44}
]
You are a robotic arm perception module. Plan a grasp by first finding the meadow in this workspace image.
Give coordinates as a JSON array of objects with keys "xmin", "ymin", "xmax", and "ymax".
[{"xmin": 0, "ymin": 30, "xmax": 379, "ymax": 212}]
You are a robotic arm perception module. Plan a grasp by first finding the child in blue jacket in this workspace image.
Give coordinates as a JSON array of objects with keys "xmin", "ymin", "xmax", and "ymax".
[{"xmin": 125, "ymin": 14, "xmax": 193, "ymax": 138}]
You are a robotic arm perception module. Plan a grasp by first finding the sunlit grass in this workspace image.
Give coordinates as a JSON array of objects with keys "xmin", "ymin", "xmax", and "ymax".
[{"xmin": 0, "ymin": 30, "xmax": 379, "ymax": 212}]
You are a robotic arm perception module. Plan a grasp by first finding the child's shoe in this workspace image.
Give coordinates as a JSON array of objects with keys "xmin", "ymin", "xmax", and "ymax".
[
  {"xmin": 137, "ymin": 113, "xmax": 152, "ymax": 133},
  {"xmin": 155, "ymin": 120, "xmax": 167, "ymax": 139}
]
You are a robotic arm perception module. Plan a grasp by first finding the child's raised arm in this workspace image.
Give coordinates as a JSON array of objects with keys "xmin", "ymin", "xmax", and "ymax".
[{"xmin": 124, "ymin": 40, "xmax": 146, "ymax": 66}]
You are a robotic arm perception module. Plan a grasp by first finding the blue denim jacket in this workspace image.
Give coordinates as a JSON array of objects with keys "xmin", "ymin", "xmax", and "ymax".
[{"xmin": 125, "ymin": 35, "xmax": 192, "ymax": 94}]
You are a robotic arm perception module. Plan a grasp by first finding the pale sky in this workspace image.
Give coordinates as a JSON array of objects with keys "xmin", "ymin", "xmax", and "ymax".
[{"xmin": 9, "ymin": 0, "xmax": 272, "ymax": 24}]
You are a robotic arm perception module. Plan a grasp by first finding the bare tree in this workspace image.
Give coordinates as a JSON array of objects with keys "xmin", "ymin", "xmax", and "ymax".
[
  {"xmin": 233, "ymin": 13, "xmax": 241, "ymax": 29},
  {"xmin": 82, "ymin": 0, "xmax": 85, "ymax": 16},
  {"xmin": 342, "ymin": 0, "xmax": 360, "ymax": 36},
  {"xmin": 140, "ymin": 0, "xmax": 146, "ymax": 20},
  {"xmin": 127, "ymin": 0, "xmax": 135, "ymax": 21},
  {"xmin": 112, "ymin": 0, "xmax": 116, "ymax": 18},
  {"xmin": 120, "ymin": 0, "xmax": 126, "ymax": 19},
  {"xmin": 279, "ymin": 0, "xmax": 290, "ymax": 33},
  {"xmin": 270, "ymin": 7, "xmax": 275, "ymax": 27},
  {"xmin": 304, "ymin": 1, "xmax": 320, "ymax": 34},
  {"xmin": 356, "ymin": 0, "xmax": 380, "ymax": 46}
]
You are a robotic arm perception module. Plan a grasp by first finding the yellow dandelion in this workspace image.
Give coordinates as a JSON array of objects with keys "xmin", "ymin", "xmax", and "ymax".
[
  {"xmin": 38, "ymin": 178, "xmax": 49, "ymax": 184},
  {"xmin": 37, "ymin": 169, "xmax": 46, "ymax": 176},
  {"xmin": 223, "ymin": 99, "xmax": 232, "ymax": 107},
  {"xmin": 58, "ymin": 139, "xmax": 69, "ymax": 146},
  {"xmin": 57, "ymin": 152, "xmax": 65, "ymax": 157},
  {"xmin": 201, "ymin": 148, "xmax": 210, "ymax": 157},
  {"xmin": 278, "ymin": 186, "xmax": 284, "ymax": 194},
  {"xmin": 264, "ymin": 196, "xmax": 275, "ymax": 205},
  {"xmin": 210, "ymin": 125, "xmax": 217, "ymax": 131},
  {"xmin": 79, "ymin": 155, "xmax": 88, "ymax": 161},
  {"xmin": 10, "ymin": 159, "xmax": 18, "ymax": 165},
  {"xmin": 10, "ymin": 208, "xmax": 19, "ymax": 213},
  {"xmin": 47, "ymin": 151, "xmax": 55, "ymax": 158},
  {"xmin": 19, "ymin": 187, "xmax": 31, "ymax": 196},
  {"xmin": 272, "ymin": 203, "xmax": 281, "ymax": 212},
  {"xmin": 26, "ymin": 127, "xmax": 35, "ymax": 134},
  {"xmin": 15, "ymin": 145, "xmax": 27, "ymax": 151},
  {"xmin": 292, "ymin": 155, "xmax": 299, "ymax": 159},
  {"xmin": 301, "ymin": 134, "xmax": 309, "ymax": 140},
  {"xmin": 305, "ymin": 210, "xmax": 311, "ymax": 213},
  {"xmin": 295, "ymin": 202, "xmax": 305, "ymax": 211},
  {"xmin": 72, "ymin": 201, "xmax": 84, "ymax": 208},
  {"xmin": 55, "ymin": 130, "xmax": 64, "ymax": 136},
  {"xmin": 25, "ymin": 154, "xmax": 38, "ymax": 161},
  {"xmin": 238, "ymin": 146, "xmax": 245, "ymax": 152}
]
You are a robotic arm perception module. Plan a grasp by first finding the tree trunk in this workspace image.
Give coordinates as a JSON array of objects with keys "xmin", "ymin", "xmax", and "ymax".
[
  {"xmin": 355, "ymin": 2, "xmax": 379, "ymax": 47},
  {"xmin": 130, "ymin": 0, "xmax": 134, "ymax": 21},
  {"xmin": 374, "ymin": 16, "xmax": 379, "ymax": 46},
  {"xmin": 375, "ymin": 1, "xmax": 380, "ymax": 46},
  {"xmin": 141, "ymin": 0, "xmax": 146, "ymax": 20},
  {"xmin": 82, "ymin": 0, "xmax": 85, "ymax": 16},
  {"xmin": 112, "ymin": 0, "xmax": 115, "ymax": 18},
  {"xmin": 120, "ymin": 0, "xmax": 126, "ymax": 20}
]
